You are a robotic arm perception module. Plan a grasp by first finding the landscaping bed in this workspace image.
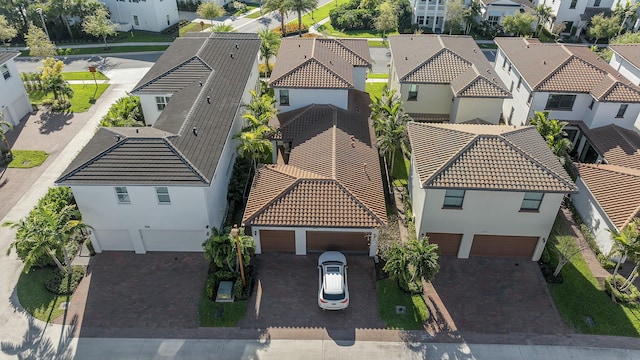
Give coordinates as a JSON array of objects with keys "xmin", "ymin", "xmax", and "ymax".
[{"xmin": 377, "ymin": 278, "xmax": 428, "ymax": 330}]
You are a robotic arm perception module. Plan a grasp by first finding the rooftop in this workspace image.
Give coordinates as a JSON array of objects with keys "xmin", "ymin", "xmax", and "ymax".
[
  {"xmin": 610, "ymin": 44, "xmax": 640, "ymax": 72},
  {"xmin": 0, "ymin": 51, "xmax": 19, "ymax": 65}
]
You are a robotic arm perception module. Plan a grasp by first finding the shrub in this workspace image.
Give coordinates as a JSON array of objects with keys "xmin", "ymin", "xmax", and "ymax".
[
  {"xmin": 205, "ymin": 273, "xmax": 218, "ymax": 300},
  {"xmin": 38, "ymin": 186, "xmax": 76, "ymax": 213},
  {"xmin": 597, "ymin": 253, "xmax": 617, "ymax": 269},
  {"xmin": 45, "ymin": 266, "xmax": 85, "ymax": 295},
  {"xmin": 43, "ymin": 98, "xmax": 71, "ymax": 111},
  {"xmin": 100, "ymin": 95, "xmax": 145, "ymax": 127},
  {"xmin": 273, "ymin": 23, "xmax": 308, "ymax": 36},
  {"xmin": 224, "ymin": 156, "xmax": 253, "ymax": 227},
  {"xmin": 214, "ymin": 270, "xmax": 237, "ymax": 282},
  {"xmin": 604, "ymin": 275, "xmax": 640, "ymax": 303},
  {"xmin": 258, "ymin": 63, "xmax": 273, "ymax": 77}
]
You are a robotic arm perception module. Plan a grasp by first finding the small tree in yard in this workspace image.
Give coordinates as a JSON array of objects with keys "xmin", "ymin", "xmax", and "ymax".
[
  {"xmin": 40, "ymin": 57, "xmax": 74, "ymax": 102},
  {"xmin": 608, "ymin": 219, "xmax": 640, "ymax": 298},
  {"xmin": 588, "ymin": 13, "xmax": 620, "ymax": 45},
  {"xmin": 0, "ymin": 15, "xmax": 17, "ymax": 49},
  {"xmin": 375, "ymin": 1, "xmax": 398, "ymax": 40},
  {"xmin": 203, "ymin": 227, "xmax": 255, "ymax": 273},
  {"xmin": 82, "ymin": 7, "xmax": 118, "ymax": 50},
  {"xmin": 383, "ymin": 236, "xmax": 440, "ymax": 293},
  {"xmin": 25, "ymin": 23, "xmax": 56, "ymax": 58},
  {"xmin": 0, "ymin": 112, "xmax": 13, "ymax": 158},
  {"xmin": 502, "ymin": 12, "xmax": 536, "ymax": 37},
  {"xmin": 197, "ymin": 2, "xmax": 225, "ymax": 25},
  {"xmin": 552, "ymin": 236, "xmax": 587, "ymax": 277}
]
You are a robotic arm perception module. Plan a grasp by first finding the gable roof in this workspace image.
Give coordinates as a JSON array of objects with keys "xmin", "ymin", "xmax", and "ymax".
[
  {"xmin": 610, "ymin": 44, "xmax": 640, "ymax": 72},
  {"xmin": 57, "ymin": 33, "xmax": 261, "ymax": 186},
  {"xmin": 389, "ymin": 35, "xmax": 510, "ymax": 98},
  {"xmin": 495, "ymin": 37, "xmax": 640, "ymax": 102},
  {"xmin": 0, "ymin": 51, "xmax": 19, "ymax": 65},
  {"xmin": 243, "ymin": 94, "xmax": 387, "ymax": 228},
  {"xmin": 269, "ymin": 38, "xmax": 371, "ymax": 89},
  {"xmin": 407, "ymin": 122, "xmax": 577, "ymax": 193}
]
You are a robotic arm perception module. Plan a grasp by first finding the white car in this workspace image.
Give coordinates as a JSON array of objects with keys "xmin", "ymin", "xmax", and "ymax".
[{"xmin": 317, "ymin": 251, "xmax": 349, "ymax": 310}]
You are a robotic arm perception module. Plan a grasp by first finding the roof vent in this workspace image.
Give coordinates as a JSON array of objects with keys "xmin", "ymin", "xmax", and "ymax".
[
  {"xmin": 114, "ymin": 135, "xmax": 121, "ymax": 142},
  {"xmin": 136, "ymin": 128, "xmax": 139, "ymax": 134},
  {"xmin": 543, "ymin": 60, "xmax": 546, "ymax": 65},
  {"xmin": 330, "ymin": 60, "xmax": 333, "ymax": 65},
  {"xmin": 350, "ymin": 135, "xmax": 356, "ymax": 148},
  {"xmin": 230, "ymin": 53, "xmax": 234, "ymax": 58},
  {"xmin": 526, "ymin": 44, "xmax": 529, "ymax": 48},
  {"xmin": 235, "ymin": 43, "xmax": 239, "ymax": 49},
  {"xmin": 206, "ymin": 96, "xmax": 211, "ymax": 104},
  {"xmin": 193, "ymin": 127, "xmax": 198, "ymax": 136},
  {"xmin": 199, "ymin": 81, "xmax": 203, "ymax": 87},
  {"xmin": 304, "ymin": 55, "xmax": 307, "ymax": 58},
  {"xmin": 410, "ymin": 37, "xmax": 413, "ymax": 40}
]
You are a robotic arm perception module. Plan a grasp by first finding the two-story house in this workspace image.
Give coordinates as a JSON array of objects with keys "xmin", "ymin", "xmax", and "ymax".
[
  {"xmin": 100, "ymin": 0, "xmax": 179, "ymax": 32},
  {"xmin": 0, "ymin": 51, "xmax": 31, "ymax": 126},
  {"xmin": 609, "ymin": 44, "xmax": 640, "ymax": 86},
  {"xmin": 477, "ymin": 0, "xmax": 534, "ymax": 27},
  {"xmin": 537, "ymin": 0, "xmax": 613, "ymax": 36},
  {"xmin": 55, "ymin": 33, "xmax": 261, "ymax": 253},
  {"xmin": 407, "ymin": 122, "xmax": 577, "ymax": 260},
  {"xmin": 494, "ymin": 37, "xmax": 640, "ymax": 130},
  {"xmin": 388, "ymin": 35, "xmax": 511, "ymax": 124},
  {"xmin": 243, "ymin": 38, "xmax": 387, "ymax": 256},
  {"xmin": 412, "ymin": 0, "xmax": 447, "ymax": 33}
]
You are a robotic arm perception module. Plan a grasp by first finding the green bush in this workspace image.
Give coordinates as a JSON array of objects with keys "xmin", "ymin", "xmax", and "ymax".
[
  {"xmin": 604, "ymin": 275, "xmax": 640, "ymax": 303},
  {"xmin": 224, "ymin": 156, "xmax": 253, "ymax": 227},
  {"xmin": 100, "ymin": 95, "xmax": 144, "ymax": 127},
  {"xmin": 45, "ymin": 266, "xmax": 85, "ymax": 295},
  {"xmin": 38, "ymin": 187, "xmax": 75, "ymax": 213},
  {"xmin": 214, "ymin": 270, "xmax": 237, "ymax": 282},
  {"xmin": 205, "ymin": 273, "xmax": 218, "ymax": 300},
  {"xmin": 42, "ymin": 98, "xmax": 71, "ymax": 111},
  {"xmin": 598, "ymin": 253, "xmax": 616, "ymax": 269}
]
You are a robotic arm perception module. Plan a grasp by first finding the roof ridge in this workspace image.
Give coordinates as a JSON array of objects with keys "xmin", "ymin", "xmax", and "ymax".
[
  {"xmin": 422, "ymin": 130, "xmax": 477, "ymax": 187},
  {"xmin": 333, "ymin": 180, "xmax": 386, "ymax": 226},
  {"xmin": 401, "ymin": 48, "xmax": 471, "ymax": 82},
  {"xmin": 175, "ymin": 69, "xmax": 216, "ymax": 137},
  {"xmin": 331, "ymin": 109, "xmax": 337, "ymax": 179},
  {"xmin": 311, "ymin": 57, "xmax": 354, "ymax": 88},
  {"xmin": 269, "ymin": 163, "xmax": 326, "ymax": 180},
  {"xmin": 534, "ymin": 55, "xmax": 584, "ymax": 90},
  {"xmin": 243, "ymin": 175, "xmax": 306, "ymax": 224},
  {"xmin": 321, "ymin": 38, "xmax": 369, "ymax": 66},
  {"xmin": 456, "ymin": 73, "xmax": 508, "ymax": 97}
]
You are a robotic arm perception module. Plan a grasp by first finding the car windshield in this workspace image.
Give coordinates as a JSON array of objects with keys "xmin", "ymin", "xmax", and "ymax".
[{"xmin": 326, "ymin": 266, "xmax": 341, "ymax": 274}]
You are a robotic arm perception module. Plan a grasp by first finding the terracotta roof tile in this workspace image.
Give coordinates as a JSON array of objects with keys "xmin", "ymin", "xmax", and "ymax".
[
  {"xmin": 610, "ymin": 44, "xmax": 640, "ymax": 72},
  {"xmin": 456, "ymin": 76, "xmax": 512, "ymax": 98},
  {"xmin": 584, "ymin": 124, "xmax": 640, "ymax": 171},
  {"xmin": 270, "ymin": 59, "xmax": 352, "ymax": 89},
  {"xmin": 537, "ymin": 57, "xmax": 606, "ymax": 93},
  {"xmin": 317, "ymin": 38, "xmax": 372, "ymax": 67}
]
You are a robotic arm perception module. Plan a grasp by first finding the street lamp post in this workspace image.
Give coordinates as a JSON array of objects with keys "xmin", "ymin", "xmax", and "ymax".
[
  {"xmin": 230, "ymin": 224, "xmax": 246, "ymax": 288},
  {"xmin": 36, "ymin": 8, "xmax": 51, "ymax": 42}
]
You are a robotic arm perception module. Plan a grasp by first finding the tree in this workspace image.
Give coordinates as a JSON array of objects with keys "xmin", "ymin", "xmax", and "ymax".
[
  {"xmin": 0, "ymin": 14, "xmax": 17, "ymax": 49},
  {"xmin": 242, "ymin": 90, "xmax": 277, "ymax": 132},
  {"xmin": 611, "ymin": 31, "xmax": 640, "ymax": 44},
  {"xmin": 25, "ymin": 23, "xmax": 56, "ymax": 58},
  {"xmin": 502, "ymin": 12, "xmax": 535, "ymax": 37},
  {"xmin": 588, "ymin": 13, "xmax": 620, "ymax": 45},
  {"xmin": 234, "ymin": 125, "xmax": 273, "ymax": 171},
  {"xmin": 614, "ymin": 0, "xmax": 639, "ymax": 34},
  {"xmin": 551, "ymin": 236, "xmax": 587, "ymax": 277},
  {"xmin": 0, "ymin": 112, "xmax": 13, "ymax": 158},
  {"xmin": 375, "ymin": 0, "xmax": 398, "ymax": 39},
  {"xmin": 285, "ymin": 0, "xmax": 318, "ymax": 37},
  {"xmin": 203, "ymin": 227, "xmax": 255, "ymax": 273},
  {"xmin": 258, "ymin": 28, "xmax": 280, "ymax": 76},
  {"xmin": 383, "ymin": 236, "xmax": 440, "ymax": 293},
  {"xmin": 608, "ymin": 219, "xmax": 640, "ymax": 297},
  {"xmin": 82, "ymin": 6, "xmax": 117, "ymax": 49},
  {"xmin": 100, "ymin": 95, "xmax": 144, "ymax": 127},
  {"xmin": 40, "ymin": 57, "xmax": 74, "ymax": 101},
  {"xmin": 534, "ymin": 4, "xmax": 554, "ymax": 37},
  {"xmin": 197, "ymin": 2, "xmax": 225, "ymax": 24},
  {"xmin": 3, "ymin": 203, "xmax": 89, "ymax": 275},
  {"xmin": 529, "ymin": 111, "xmax": 572, "ymax": 163},
  {"xmin": 445, "ymin": 0, "xmax": 465, "ymax": 35},
  {"xmin": 462, "ymin": 1, "xmax": 481, "ymax": 35},
  {"xmin": 262, "ymin": 0, "xmax": 288, "ymax": 36}
]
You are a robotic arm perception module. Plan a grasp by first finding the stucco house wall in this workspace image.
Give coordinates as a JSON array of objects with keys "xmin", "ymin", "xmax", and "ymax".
[
  {"xmin": 610, "ymin": 52, "xmax": 640, "ymax": 86},
  {"xmin": 400, "ymin": 83, "xmax": 452, "ymax": 114},
  {"xmin": 100, "ymin": 0, "xmax": 178, "ymax": 32},
  {"xmin": 274, "ymin": 88, "xmax": 349, "ymax": 111},
  {"xmin": 570, "ymin": 178, "xmax": 617, "ymax": 254},
  {"xmin": 452, "ymin": 97, "xmax": 503, "ymax": 123},
  {"xmin": 0, "ymin": 55, "xmax": 31, "ymax": 126}
]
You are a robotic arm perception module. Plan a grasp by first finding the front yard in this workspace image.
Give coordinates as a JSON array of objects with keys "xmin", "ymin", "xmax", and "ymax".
[{"xmin": 28, "ymin": 84, "xmax": 109, "ymax": 113}]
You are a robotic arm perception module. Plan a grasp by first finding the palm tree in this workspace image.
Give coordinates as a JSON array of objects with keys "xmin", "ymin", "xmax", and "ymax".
[
  {"xmin": 529, "ymin": 111, "xmax": 572, "ymax": 163},
  {"xmin": 258, "ymin": 28, "xmax": 281, "ymax": 77},
  {"xmin": 235, "ymin": 125, "xmax": 273, "ymax": 171},
  {"xmin": 534, "ymin": 4, "xmax": 554, "ymax": 37},
  {"xmin": 0, "ymin": 113, "xmax": 14, "ymax": 158},
  {"xmin": 609, "ymin": 219, "xmax": 640, "ymax": 296},
  {"xmin": 203, "ymin": 227, "xmax": 255, "ymax": 272},
  {"xmin": 614, "ymin": 0, "xmax": 640, "ymax": 34},
  {"xmin": 285, "ymin": 0, "xmax": 318, "ymax": 36},
  {"xmin": 383, "ymin": 236, "xmax": 440, "ymax": 293},
  {"xmin": 263, "ymin": 0, "xmax": 288, "ymax": 35},
  {"xmin": 370, "ymin": 87, "xmax": 401, "ymax": 138},
  {"xmin": 242, "ymin": 90, "xmax": 277, "ymax": 132},
  {"xmin": 462, "ymin": 1, "xmax": 481, "ymax": 35}
]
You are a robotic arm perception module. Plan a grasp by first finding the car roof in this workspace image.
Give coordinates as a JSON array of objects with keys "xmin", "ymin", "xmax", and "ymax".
[{"xmin": 323, "ymin": 272, "xmax": 344, "ymax": 294}]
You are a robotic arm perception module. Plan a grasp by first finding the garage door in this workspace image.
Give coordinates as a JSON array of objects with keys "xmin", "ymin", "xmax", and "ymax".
[
  {"xmin": 94, "ymin": 229, "xmax": 134, "ymax": 251},
  {"xmin": 306, "ymin": 231, "xmax": 369, "ymax": 253},
  {"xmin": 260, "ymin": 230, "xmax": 295, "ymax": 252},
  {"xmin": 470, "ymin": 235, "xmax": 539, "ymax": 258},
  {"xmin": 140, "ymin": 230, "xmax": 206, "ymax": 252},
  {"xmin": 426, "ymin": 233, "xmax": 462, "ymax": 256}
]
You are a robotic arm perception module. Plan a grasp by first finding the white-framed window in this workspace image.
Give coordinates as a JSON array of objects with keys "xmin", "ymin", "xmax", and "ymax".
[
  {"xmin": 545, "ymin": 94, "xmax": 576, "ymax": 111},
  {"xmin": 509, "ymin": 81, "xmax": 514, "ymax": 92},
  {"xmin": 488, "ymin": 16, "xmax": 500, "ymax": 26},
  {"xmin": 115, "ymin": 187, "xmax": 131, "ymax": 204},
  {"xmin": 594, "ymin": 0, "xmax": 601, "ymax": 6},
  {"xmin": 156, "ymin": 187, "xmax": 171, "ymax": 204},
  {"xmin": 133, "ymin": 15, "xmax": 140, "ymax": 26},
  {"xmin": 527, "ymin": 92, "xmax": 533, "ymax": 104},
  {"xmin": 156, "ymin": 96, "xmax": 170, "ymax": 111},
  {"xmin": 417, "ymin": 16, "xmax": 425, "ymax": 25},
  {"xmin": 588, "ymin": 99, "xmax": 595, "ymax": 110},
  {"xmin": 408, "ymin": 84, "xmax": 418, "ymax": 101},
  {"xmin": 569, "ymin": 0, "xmax": 577, "ymax": 8},
  {"xmin": 279, "ymin": 89, "xmax": 289, "ymax": 106},
  {"xmin": 521, "ymin": 192, "xmax": 543, "ymax": 211},
  {"xmin": 516, "ymin": 77, "xmax": 522, "ymax": 91},
  {"xmin": 1, "ymin": 64, "xmax": 10, "ymax": 79},
  {"xmin": 616, "ymin": 104, "xmax": 628, "ymax": 118},
  {"xmin": 443, "ymin": 189, "xmax": 465, "ymax": 208}
]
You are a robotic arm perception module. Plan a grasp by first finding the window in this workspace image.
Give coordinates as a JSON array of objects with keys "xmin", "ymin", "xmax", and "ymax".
[
  {"xmin": 527, "ymin": 92, "xmax": 533, "ymax": 104},
  {"xmin": 443, "ymin": 189, "xmax": 465, "ymax": 208},
  {"xmin": 408, "ymin": 84, "xmax": 418, "ymax": 101},
  {"xmin": 508, "ymin": 106, "xmax": 515, "ymax": 123},
  {"xmin": 279, "ymin": 89, "xmax": 289, "ymax": 105},
  {"xmin": 509, "ymin": 81, "xmax": 514, "ymax": 92},
  {"xmin": 156, "ymin": 96, "xmax": 170, "ymax": 111},
  {"xmin": 545, "ymin": 94, "xmax": 576, "ymax": 110},
  {"xmin": 588, "ymin": 99, "xmax": 594, "ymax": 110},
  {"xmin": 516, "ymin": 77, "xmax": 522, "ymax": 91},
  {"xmin": 133, "ymin": 15, "xmax": 139, "ymax": 26},
  {"xmin": 507, "ymin": 63, "xmax": 512, "ymax": 73},
  {"xmin": 115, "ymin": 187, "xmax": 130, "ymax": 204},
  {"xmin": 564, "ymin": 21, "xmax": 574, "ymax": 33},
  {"xmin": 1, "ymin": 64, "xmax": 10, "ymax": 79},
  {"xmin": 417, "ymin": 16, "xmax": 425, "ymax": 25},
  {"xmin": 569, "ymin": 0, "xmax": 577, "ymax": 8},
  {"xmin": 502, "ymin": 57, "xmax": 507, "ymax": 69},
  {"xmin": 425, "ymin": 17, "xmax": 430, "ymax": 25},
  {"xmin": 521, "ymin": 192, "xmax": 544, "ymax": 211},
  {"xmin": 594, "ymin": 0, "xmax": 600, "ymax": 6},
  {"xmin": 488, "ymin": 15, "xmax": 500, "ymax": 26},
  {"xmin": 616, "ymin": 104, "xmax": 628, "ymax": 118},
  {"xmin": 156, "ymin": 187, "xmax": 171, "ymax": 204},
  {"xmin": 166, "ymin": 15, "xmax": 170, "ymax": 26}
]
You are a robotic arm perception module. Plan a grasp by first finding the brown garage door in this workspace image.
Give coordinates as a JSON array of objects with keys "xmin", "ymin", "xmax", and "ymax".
[
  {"xmin": 470, "ymin": 235, "xmax": 539, "ymax": 258},
  {"xmin": 306, "ymin": 231, "xmax": 369, "ymax": 253},
  {"xmin": 260, "ymin": 230, "xmax": 296, "ymax": 252},
  {"xmin": 426, "ymin": 233, "xmax": 462, "ymax": 256}
]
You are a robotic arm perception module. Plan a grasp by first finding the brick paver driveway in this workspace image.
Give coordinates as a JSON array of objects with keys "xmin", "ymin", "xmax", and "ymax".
[
  {"xmin": 431, "ymin": 257, "xmax": 568, "ymax": 334},
  {"xmin": 238, "ymin": 253, "xmax": 385, "ymax": 330}
]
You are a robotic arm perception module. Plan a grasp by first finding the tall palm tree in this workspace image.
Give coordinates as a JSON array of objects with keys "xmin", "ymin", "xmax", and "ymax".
[
  {"xmin": 614, "ymin": 0, "xmax": 640, "ymax": 34},
  {"xmin": 370, "ymin": 87, "xmax": 402, "ymax": 137},
  {"xmin": 258, "ymin": 28, "xmax": 281, "ymax": 76},
  {"xmin": 234, "ymin": 125, "xmax": 273, "ymax": 171},
  {"xmin": 242, "ymin": 90, "xmax": 277, "ymax": 132},
  {"xmin": 609, "ymin": 219, "xmax": 640, "ymax": 295},
  {"xmin": 534, "ymin": 4, "xmax": 553, "ymax": 37},
  {"xmin": 0, "ymin": 113, "xmax": 14, "ymax": 157},
  {"xmin": 285, "ymin": 0, "xmax": 318, "ymax": 36},
  {"xmin": 263, "ymin": 0, "xmax": 288, "ymax": 35},
  {"xmin": 383, "ymin": 236, "xmax": 440, "ymax": 293}
]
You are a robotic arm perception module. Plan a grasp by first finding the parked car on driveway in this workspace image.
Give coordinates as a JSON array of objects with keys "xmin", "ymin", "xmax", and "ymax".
[{"xmin": 317, "ymin": 251, "xmax": 349, "ymax": 310}]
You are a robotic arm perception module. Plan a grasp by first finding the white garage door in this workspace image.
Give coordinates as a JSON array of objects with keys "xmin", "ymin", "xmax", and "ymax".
[
  {"xmin": 94, "ymin": 229, "xmax": 134, "ymax": 251},
  {"xmin": 12, "ymin": 93, "xmax": 31, "ymax": 121},
  {"xmin": 140, "ymin": 230, "xmax": 206, "ymax": 252}
]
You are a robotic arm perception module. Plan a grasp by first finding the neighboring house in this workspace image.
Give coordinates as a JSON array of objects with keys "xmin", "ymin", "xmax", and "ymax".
[
  {"xmin": 100, "ymin": 0, "xmax": 178, "ymax": 32},
  {"xmin": 569, "ymin": 124, "xmax": 640, "ymax": 254},
  {"xmin": 0, "ymin": 52, "xmax": 31, "ymax": 127},
  {"xmin": 494, "ymin": 37, "xmax": 640, "ymax": 130},
  {"xmin": 388, "ymin": 35, "xmax": 511, "ymax": 124},
  {"xmin": 536, "ymin": 0, "xmax": 613, "ymax": 36},
  {"xmin": 202, "ymin": 0, "xmax": 233, "ymax": 7},
  {"xmin": 477, "ymin": 0, "xmax": 534, "ymax": 26},
  {"xmin": 269, "ymin": 38, "xmax": 372, "ymax": 112},
  {"xmin": 407, "ymin": 122, "xmax": 577, "ymax": 261},
  {"xmin": 609, "ymin": 44, "xmax": 640, "ymax": 86},
  {"xmin": 55, "ymin": 33, "xmax": 261, "ymax": 253},
  {"xmin": 411, "ymin": 0, "xmax": 447, "ymax": 33}
]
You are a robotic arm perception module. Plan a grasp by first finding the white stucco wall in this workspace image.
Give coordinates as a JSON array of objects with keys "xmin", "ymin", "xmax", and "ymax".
[
  {"xmin": 589, "ymin": 101, "xmax": 640, "ymax": 129},
  {"xmin": 610, "ymin": 52, "xmax": 640, "ymax": 86},
  {"xmin": 409, "ymin": 154, "xmax": 427, "ymax": 236},
  {"xmin": 100, "ymin": 0, "xmax": 178, "ymax": 32},
  {"xmin": 570, "ymin": 178, "xmax": 617, "ymax": 254},
  {"xmin": 494, "ymin": 49, "xmax": 533, "ymax": 125},
  {"xmin": 541, "ymin": 0, "xmax": 585, "ymax": 33},
  {"xmin": 137, "ymin": 93, "xmax": 172, "ymax": 126},
  {"xmin": 0, "ymin": 57, "xmax": 31, "ymax": 126},
  {"xmin": 400, "ymin": 83, "xmax": 452, "ymax": 114},
  {"xmin": 452, "ymin": 97, "xmax": 503, "ymax": 123},
  {"xmin": 274, "ymin": 88, "xmax": 349, "ymax": 111},
  {"xmin": 354, "ymin": 67, "xmax": 368, "ymax": 92}
]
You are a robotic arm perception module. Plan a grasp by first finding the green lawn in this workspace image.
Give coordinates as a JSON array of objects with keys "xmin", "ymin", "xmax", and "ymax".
[
  {"xmin": 112, "ymin": 30, "xmax": 174, "ymax": 43},
  {"xmin": 199, "ymin": 293, "xmax": 248, "ymax": 327},
  {"xmin": 318, "ymin": 23, "xmax": 399, "ymax": 38},
  {"xmin": 8, "ymin": 150, "xmax": 49, "ymax": 168},
  {"xmin": 365, "ymin": 82, "xmax": 386, "ymax": 101},
  {"xmin": 286, "ymin": 0, "xmax": 350, "ymax": 28},
  {"xmin": 180, "ymin": 22, "xmax": 212, "ymax": 36},
  {"xmin": 28, "ymin": 84, "xmax": 110, "ymax": 113},
  {"xmin": 377, "ymin": 278, "xmax": 428, "ymax": 330},
  {"xmin": 62, "ymin": 71, "xmax": 109, "ymax": 81},
  {"xmin": 245, "ymin": 10, "xmax": 264, "ymax": 19},
  {"xmin": 547, "ymin": 218, "xmax": 640, "ymax": 336},
  {"xmin": 368, "ymin": 73, "xmax": 389, "ymax": 79},
  {"xmin": 21, "ymin": 45, "xmax": 169, "ymax": 57},
  {"xmin": 390, "ymin": 149, "xmax": 410, "ymax": 186},
  {"xmin": 368, "ymin": 40, "xmax": 387, "ymax": 47},
  {"xmin": 16, "ymin": 267, "xmax": 70, "ymax": 322}
]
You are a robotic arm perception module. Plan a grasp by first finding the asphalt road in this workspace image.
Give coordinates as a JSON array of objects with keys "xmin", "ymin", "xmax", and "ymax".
[{"xmin": 14, "ymin": 52, "xmax": 162, "ymax": 73}]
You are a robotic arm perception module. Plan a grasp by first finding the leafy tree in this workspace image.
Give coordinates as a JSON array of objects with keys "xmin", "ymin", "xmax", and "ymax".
[
  {"xmin": 285, "ymin": 0, "xmax": 318, "ymax": 37},
  {"xmin": 534, "ymin": 4, "xmax": 554, "ymax": 37},
  {"xmin": 203, "ymin": 227, "xmax": 255, "ymax": 273},
  {"xmin": 40, "ymin": 57, "xmax": 74, "ymax": 101},
  {"xmin": 242, "ymin": 90, "xmax": 277, "ymax": 132},
  {"xmin": 374, "ymin": 0, "xmax": 397, "ymax": 39},
  {"xmin": 588, "ymin": 13, "xmax": 620, "ymax": 45},
  {"xmin": 3, "ymin": 203, "xmax": 89, "ymax": 275},
  {"xmin": 502, "ymin": 12, "xmax": 535, "ymax": 37},
  {"xmin": 551, "ymin": 236, "xmax": 586, "ymax": 277},
  {"xmin": 258, "ymin": 28, "xmax": 280, "ymax": 76},
  {"xmin": 445, "ymin": 0, "xmax": 465, "ymax": 35},
  {"xmin": 235, "ymin": 125, "xmax": 273, "ymax": 171},
  {"xmin": 0, "ymin": 112, "xmax": 13, "ymax": 157},
  {"xmin": 529, "ymin": 111, "xmax": 572, "ymax": 163},
  {"xmin": 197, "ymin": 2, "xmax": 225, "ymax": 24},
  {"xmin": 100, "ymin": 95, "xmax": 144, "ymax": 127},
  {"xmin": 25, "ymin": 23, "xmax": 56, "ymax": 58},
  {"xmin": 390, "ymin": 0, "xmax": 412, "ymax": 33},
  {"xmin": 82, "ymin": 6, "xmax": 117, "ymax": 49},
  {"xmin": 383, "ymin": 235, "xmax": 440, "ymax": 293},
  {"xmin": 611, "ymin": 30, "xmax": 640, "ymax": 44},
  {"xmin": 0, "ymin": 14, "xmax": 17, "ymax": 49},
  {"xmin": 614, "ymin": 0, "xmax": 639, "ymax": 34},
  {"xmin": 462, "ymin": 1, "xmax": 481, "ymax": 35},
  {"xmin": 608, "ymin": 219, "xmax": 640, "ymax": 296},
  {"xmin": 263, "ymin": 0, "xmax": 288, "ymax": 36}
]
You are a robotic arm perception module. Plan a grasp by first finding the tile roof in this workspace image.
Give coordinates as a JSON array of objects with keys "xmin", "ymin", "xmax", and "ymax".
[
  {"xmin": 576, "ymin": 163, "xmax": 640, "ymax": 230},
  {"xmin": 269, "ymin": 38, "xmax": 371, "ymax": 89},
  {"xmin": 495, "ymin": 37, "xmax": 640, "ymax": 102},
  {"xmin": 0, "ymin": 51, "xmax": 19, "ymax": 65},
  {"xmin": 580, "ymin": 7, "xmax": 611, "ymax": 21},
  {"xmin": 57, "ymin": 33, "xmax": 261, "ymax": 186},
  {"xmin": 610, "ymin": 44, "xmax": 640, "ymax": 71},
  {"xmin": 407, "ymin": 122, "xmax": 577, "ymax": 193},
  {"xmin": 243, "ymin": 94, "xmax": 387, "ymax": 228},
  {"xmin": 408, "ymin": 113, "xmax": 450, "ymax": 122},
  {"xmin": 575, "ymin": 123, "xmax": 640, "ymax": 171},
  {"xmin": 389, "ymin": 35, "xmax": 510, "ymax": 98}
]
